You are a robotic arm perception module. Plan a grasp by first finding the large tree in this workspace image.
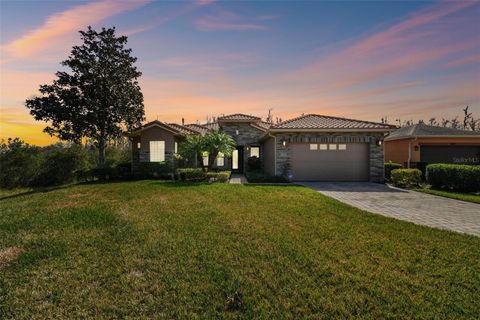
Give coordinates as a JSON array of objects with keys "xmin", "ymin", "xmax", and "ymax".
[{"xmin": 26, "ymin": 26, "xmax": 144, "ymax": 166}]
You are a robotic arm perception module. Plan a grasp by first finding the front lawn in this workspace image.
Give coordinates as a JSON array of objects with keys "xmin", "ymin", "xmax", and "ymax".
[
  {"xmin": 414, "ymin": 188, "xmax": 480, "ymax": 204},
  {"xmin": 1, "ymin": 181, "xmax": 479, "ymax": 319}
]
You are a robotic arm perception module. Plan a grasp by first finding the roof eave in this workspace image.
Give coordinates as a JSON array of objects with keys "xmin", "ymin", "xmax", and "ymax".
[
  {"xmin": 385, "ymin": 134, "xmax": 480, "ymax": 141},
  {"xmin": 269, "ymin": 128, "xmax": 395, "ymax": 133}
]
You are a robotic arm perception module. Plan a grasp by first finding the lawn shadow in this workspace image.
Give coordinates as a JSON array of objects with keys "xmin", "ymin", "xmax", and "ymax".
[{"xmin": 0, "ymin": 184, "xmax": 78, "ymax": 202}]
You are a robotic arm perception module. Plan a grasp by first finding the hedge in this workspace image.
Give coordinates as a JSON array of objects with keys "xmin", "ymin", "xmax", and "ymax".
[
  {"xmin": 245, "ymin": 171, "xmax": 288, "ymax": 183},
  {"xmin": 391, "ymin": 169, "xmax": 422, "ymax": 188},
  {"xmin": 385, "ymin": 162, "xmax": 402, "ymax": 181},
  {"xmin": 206, "ymin": 171, "xmax": 231, "ymax": 182},
  {"xmin": 176, "ymin": 168, "xmax": 206, "ymax": 181},
  {"xmin": 426, "ymin": 164, "xmax": 480, "ymax": 192}
]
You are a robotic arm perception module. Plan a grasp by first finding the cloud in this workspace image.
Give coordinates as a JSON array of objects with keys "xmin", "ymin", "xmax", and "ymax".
[
  {"xmin": 288, "ymin": 1, "xmax": 479, "ymax": 93},
  {"xmin": 4, "ymin": 0, "xmax": 151, "ymax": 59},
  {"xmin": 446, "ymin": 54, "xmax": 480, "ymax": 68},
  {"xmin": 195, "ymin": 10, "xmax": 270, "ymax": 31}
]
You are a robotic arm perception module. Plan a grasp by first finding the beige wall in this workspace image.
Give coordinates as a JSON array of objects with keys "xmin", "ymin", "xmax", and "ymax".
[
  {"xmin": 385, "ymin": 137, "xmax": 480, "ymax": 164},
  {"xmin": 132, "ymin": 126, "xmax": 178, "ymax": 163},
  {"xmin": 262, "ymin": 136, "xmax": 276, "ymax": 176}
]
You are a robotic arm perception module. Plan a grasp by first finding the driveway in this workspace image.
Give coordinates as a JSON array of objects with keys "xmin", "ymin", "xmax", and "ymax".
[{"xmin": 300, "ymin": 182, "xmax": 480, "ymax": 236}]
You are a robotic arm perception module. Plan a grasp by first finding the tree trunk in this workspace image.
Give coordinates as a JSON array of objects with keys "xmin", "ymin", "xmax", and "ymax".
[
  {"xmin": 98, "ymin": 137, "xmax": 106, "ymax": 168},
  {"xmin": 208, "ymin": 151, "xmax": 218, "ymax": 171}
]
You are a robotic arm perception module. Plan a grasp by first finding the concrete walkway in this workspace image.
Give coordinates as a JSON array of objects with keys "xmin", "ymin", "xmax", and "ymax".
[
  {"xmin": 299, "ymin": 182, "xmax": 480, "ymax": 236},
  {"xmin": 229, "ymin": 174, "xmax": 247, "ymax": 184}
]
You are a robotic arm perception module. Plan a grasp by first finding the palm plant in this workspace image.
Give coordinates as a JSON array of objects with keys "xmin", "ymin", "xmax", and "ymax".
[
  {"xmin": 203, "ymin": 130, "xmax": 236, "ymax": 171},
  {"xmin": 178, "ymin": 134, "xmax": 205, "ymax": 169}
]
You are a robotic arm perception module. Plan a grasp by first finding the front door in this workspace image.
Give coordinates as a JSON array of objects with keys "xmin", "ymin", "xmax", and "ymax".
[{"xmin": 231, "ymin": 146, "xmax": 244, "ymax": 173}]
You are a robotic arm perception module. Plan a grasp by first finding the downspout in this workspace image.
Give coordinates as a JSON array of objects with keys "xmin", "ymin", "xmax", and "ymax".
[
  {"xmin": 267, "ymin": 132, "xmax": 277, "ymax": 176},
  {"xmin": 407, "ymin": 141, "xmax": 411, "ymax": 169},
  {"xmin": 407, "ymin": 136, "xmax": 418, "ymax": 169}
]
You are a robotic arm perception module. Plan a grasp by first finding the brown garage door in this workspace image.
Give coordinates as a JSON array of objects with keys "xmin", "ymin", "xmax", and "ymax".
[{"xmin": 291, "ymin": 143, "xmax": 369, "ymax": 181}]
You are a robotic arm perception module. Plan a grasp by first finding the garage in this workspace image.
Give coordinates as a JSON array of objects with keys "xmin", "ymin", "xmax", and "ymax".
[
  {"xmin": 291, "ymin": 143, "xmax": 369, "ymax": 181},
  {"xmin": 420, "ymin": 145, "xmax": 480, "ymax": 165}
]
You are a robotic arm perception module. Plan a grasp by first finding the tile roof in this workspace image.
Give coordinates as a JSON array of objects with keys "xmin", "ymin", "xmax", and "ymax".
[
  {"xmin": 217, "ymin": 113, "xmax": 261, "ymax": 121},
  {"xmin": 271, "ymin": 114, "xmax": 396, "ymax": 130},
  {"xmin": 184, "ymin": 123, "xmax": 210, "ymax": 134},
  {"xmin": 203, "ymin": 122, "xmax": 219, "ymax": 130},
  {"xmin": 385, "ymin": 123, "xmax": 480, "ymax": 141},
  {"xmin": 166, "ymin": 123, "xmax": 199, "ymax": 135},
  {"xmin": 250, "ymin": 121, "xmax": 271, "ymax": 132}
]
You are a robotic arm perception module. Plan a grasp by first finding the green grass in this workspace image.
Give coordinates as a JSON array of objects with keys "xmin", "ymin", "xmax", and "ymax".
[
  {"xmin": 414, "ymin": 188, "xmax": 480, "ymax": 204},
  {"xmin": 1, "ymin": 181, "xmax": 479, "ymax": 319}
]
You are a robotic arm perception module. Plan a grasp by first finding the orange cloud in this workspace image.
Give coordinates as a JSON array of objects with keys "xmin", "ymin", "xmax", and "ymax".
[{"xmin": 4, "ymin": 0, "xmax": 150, "ymax": 59}]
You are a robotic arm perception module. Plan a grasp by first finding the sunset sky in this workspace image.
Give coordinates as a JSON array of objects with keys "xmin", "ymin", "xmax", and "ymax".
[{"xmin": 1, "ymin": 0, "xmax": 479, "ymax": 145}]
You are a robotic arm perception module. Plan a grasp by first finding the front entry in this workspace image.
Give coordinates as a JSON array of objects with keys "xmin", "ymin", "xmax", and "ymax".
[{"xmin": 231, "ymin": 146, "xmax": 244, "ymax": 173}]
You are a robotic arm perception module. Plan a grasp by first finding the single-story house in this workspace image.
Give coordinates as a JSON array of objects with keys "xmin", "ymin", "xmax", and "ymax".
[
  {"xmin": 127, "ymin": 113, "xmax": 396, "ymax": 182},
  {"xmin": 384, "ymin": 123, "xmax": 480, "ymax": 168}
]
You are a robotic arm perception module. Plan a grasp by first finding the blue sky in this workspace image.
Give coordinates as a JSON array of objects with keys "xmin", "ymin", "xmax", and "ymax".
[{"xmin": 1, "ymin": 0, "xmax": 479, "ymax": 145}]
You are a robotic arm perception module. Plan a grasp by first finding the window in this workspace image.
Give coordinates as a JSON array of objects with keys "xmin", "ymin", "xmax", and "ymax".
[
  {"xmin": 232, "ymin": 150, "xmax": 239, "ymax": 170},
  {"xmin": 217, "ymin": 152, "xmax": 225, "ymax": 166},
  {"xmin": 250, "ymin": 146, "xmax": 260, "ymax": 158},
  {"xmin": 329, "ymin": 144, "xmax": 337, "ymax": 150},
  {"xmin": 338, "ymin": 144, "xmax": 347, "ymax": 150},
  {"xmin": 319, "ymin": 144, "xmax": 328, "ymax": 150},
  {"xmin": 137, "ymin": 142, "xmax": 141, "ymax": 149},
  {"xmin": 174, "ymin": 142, "xmax": 178, "ymax": 154},
  {"xmin": 149, "ymin": 141, "xmax": 165, "ymax": 162},
  {"xmin": 203, "ymin": 156, "xmax": 209, "ymax": 166},
  {"xmin": 309, "ymin": 144, "xmax": 318, "ymax": 150}
]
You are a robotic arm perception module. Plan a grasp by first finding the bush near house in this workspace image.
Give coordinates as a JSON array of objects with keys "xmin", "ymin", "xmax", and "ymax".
[
  {"xmin": 176, "ymin": 168, "xmax": 231, "ymax": 182},
  {"xmin": 426, "ymin": 164, "xmax": 480, "ymax": 192},
  {"xmin": 391, "ymin": 168, "xmax": 422, "ymax": 188},
  {"xmin": 245, "ymin": 171, "xmax": 288, "ymax": 183},
  {"xmin": 384, "ymin": 161, "xmax": 402, "ymax": 181}
]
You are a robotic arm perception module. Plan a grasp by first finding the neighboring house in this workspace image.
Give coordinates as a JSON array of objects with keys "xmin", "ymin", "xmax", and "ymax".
[
  {"xmin": 384, "ymin": 123, "xmax": 480, "ymax": 168},
  {"xmin": 127, "ymin": 113, "xmax": 396, "ymax": 182}
]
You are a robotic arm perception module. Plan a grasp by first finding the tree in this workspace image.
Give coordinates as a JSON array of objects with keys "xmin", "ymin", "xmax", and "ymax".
[
  {"xmin": 178, "ymin": 134, "xmax": 206, "ymax": 169},
  {"xmin": 25, "ymin": 26, "xmax": 145, "ymax": 167},
  {"xmin": 463, "ymin": 105, "xmax": 472, "ymax": 130},
  {"xmin": 203, "ymin": 130, "xmax": 236, "ymax": 171}
]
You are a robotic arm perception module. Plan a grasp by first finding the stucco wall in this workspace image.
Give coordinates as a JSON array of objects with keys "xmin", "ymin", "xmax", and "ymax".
[
  {"xmin": 262, "ymin": 136, "xmax": 276, "ymax": 176},
  {"xmin": 384, "ymin": 136, "xmax": 480, "ymax": 165},
  {"xmin": 131, "ymin": 126, "xmax": 180, "ymax": 172}
]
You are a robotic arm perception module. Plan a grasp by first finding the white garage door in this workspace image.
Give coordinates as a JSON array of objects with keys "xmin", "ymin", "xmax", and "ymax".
[{"xmin": 291, "ymin": 143, "xmax": 369, "ymax": 181}]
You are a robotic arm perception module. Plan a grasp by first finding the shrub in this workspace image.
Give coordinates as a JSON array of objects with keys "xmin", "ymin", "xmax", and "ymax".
[
  {"xmin": 206, "ymin": 171, "xmax": 231, "ymax": 183},
  {"xmin": 176, "ymin": 168, "xmax": 207, "ymax": 181},
  {"xmin": 137, "ymin": 161, "xmax": 172, "ymax": 179},
  {"xmin": 426, "ymin": 164, "xmax": 480, "ymax": 192},
  {"xmin": 391, "ymin": 169, "xmax": 422, "ymax": 188},
  {"xmin": 247, "ymin": 156, "xmax": 262, "ymax": 171},
  {"xmin": 32, "ymin": 144, "xmax": 91, "ymax": 187},
  {"xmin": 385, "ymin": 161, "xmax": 402, "ymax": 181},
  {"xmin": 0, "ymin": 138, "xmax": 42, "ymax": 188},
  {"xmin": 245, "ymin": 171, "xmax": 288, "ymax": 183}
]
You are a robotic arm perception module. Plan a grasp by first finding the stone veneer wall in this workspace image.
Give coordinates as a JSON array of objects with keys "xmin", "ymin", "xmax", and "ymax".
[
  {"xmin": 220, "ymin": 122, "xmax": 266, "ymax": 170},
  {"xmin": 273, "ymin": 132, "xmax": 385, "ymax": 182}
]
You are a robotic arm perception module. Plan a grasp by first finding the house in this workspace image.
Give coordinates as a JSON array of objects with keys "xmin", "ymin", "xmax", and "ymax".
[
  {"xmin": 384, "ymin": 123, "xmax": 480, "ymax": 168},
  {"xmin": 127, "ymin": 113, "xmax": 396, "ymax": 182}
]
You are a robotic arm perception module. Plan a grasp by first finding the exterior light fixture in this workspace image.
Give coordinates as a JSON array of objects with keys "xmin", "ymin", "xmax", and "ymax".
[
  {"xmin": 137, "ymin": 142, "xmax": 141, "ymax": 149},
  {"xmin": 414, "ymin": 145, "xmax": 419, "ymax": 151},
  {"xmin": 376, "ymin": 139, "xmax": 382, "ymax": 146},
  {"xmin": 282, "ymin": 140, "xmax": 287, "ymax": 147}
]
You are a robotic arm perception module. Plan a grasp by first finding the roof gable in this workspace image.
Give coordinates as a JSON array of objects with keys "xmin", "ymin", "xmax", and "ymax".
[
  {"xmin": 271, "ymin": 114, "xmax": 396, "ymax": 131},
  {"xmin": 218, "ymin": 113, "xmax": 261, "ymax": 121}
]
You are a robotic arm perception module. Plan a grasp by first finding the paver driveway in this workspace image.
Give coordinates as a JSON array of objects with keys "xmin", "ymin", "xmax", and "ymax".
[{"xmin": 300, "ymin": 182, "xmax": 480, "ymax": 236}]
